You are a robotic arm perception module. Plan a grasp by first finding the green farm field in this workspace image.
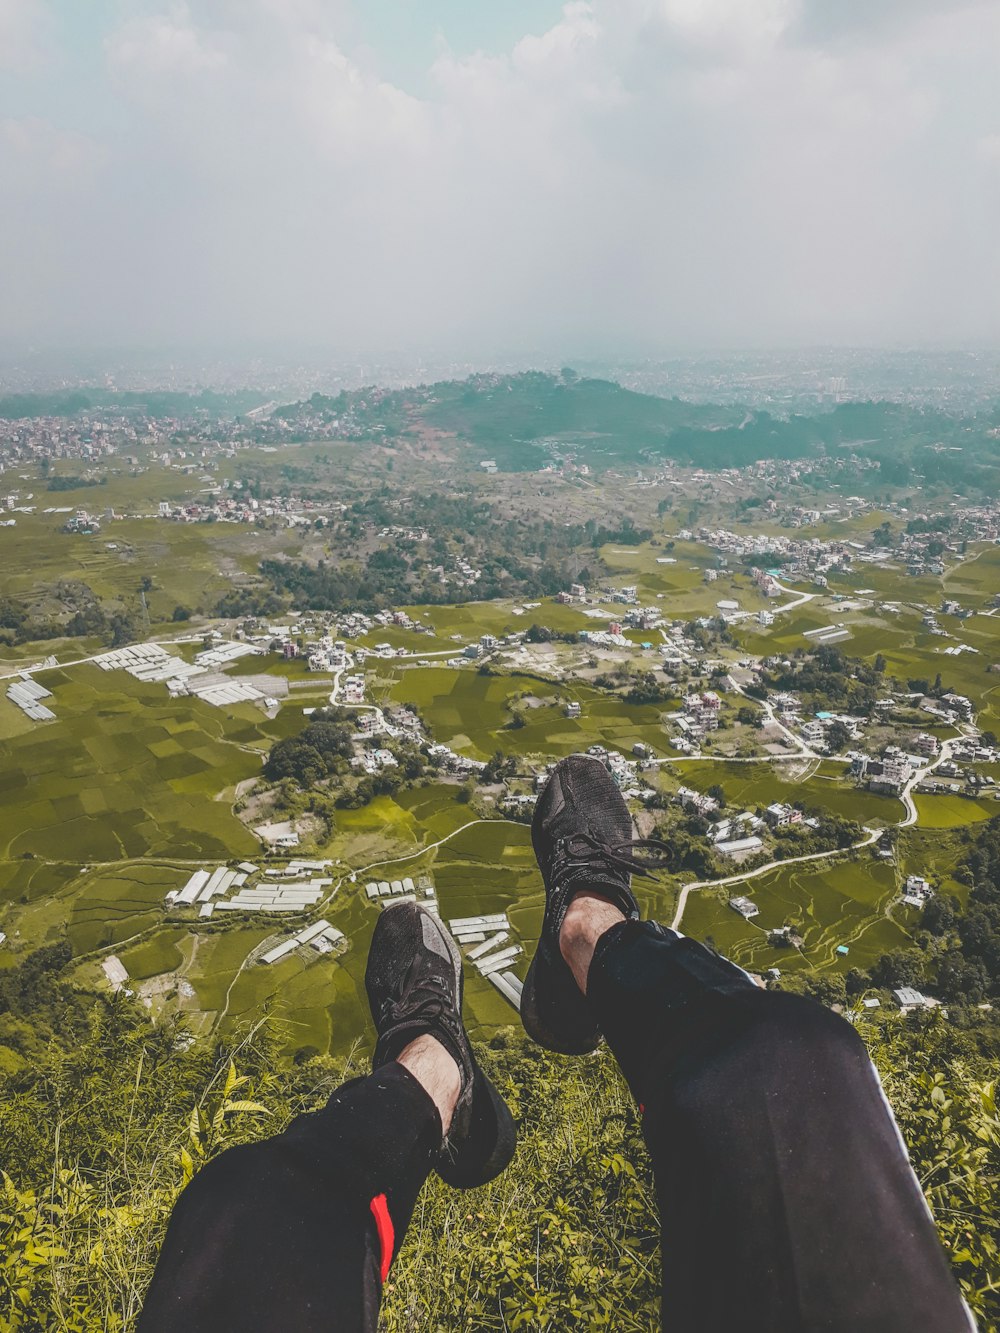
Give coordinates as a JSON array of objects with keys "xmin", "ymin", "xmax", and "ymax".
[
  {"xmin": 659, "ymin": 759, "xmax": 903, "ymax": 824},
  {"xmin": 5, "ymin": 506, "xmax": 1000, "ymax": 1062},
  {"xmin": 679, "ymin": 855, "xmax": 912, "ymax": 977},
  {"xmin": 378, "ymin": 665, "xmax": 672, "ymax": 759}
]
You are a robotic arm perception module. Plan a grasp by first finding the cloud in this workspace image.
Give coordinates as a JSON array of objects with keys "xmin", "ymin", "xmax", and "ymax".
[
  {"xmin": 789, "ymin": 0, "xmax": 993, "ymax": 48},
  {"xmin": 1, "ymin": 0, "xmax": 998, "ymax": 350},
  {"xmin": 0, "ymin": 116, "xmax": 106, "ymax": 186},
  {"xmin": 0, "ymin": 0, "xmax": 50, "ymax": 71}
]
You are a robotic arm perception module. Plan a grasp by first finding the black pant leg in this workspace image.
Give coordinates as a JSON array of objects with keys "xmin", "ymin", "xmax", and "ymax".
[
  {"xmin": 587, "ymin": 920, "xmax": 974, "ymax": 1333},
  {"xmin": 139, "ymin": 1063, "xmax": 441, "ymax": 1333}
]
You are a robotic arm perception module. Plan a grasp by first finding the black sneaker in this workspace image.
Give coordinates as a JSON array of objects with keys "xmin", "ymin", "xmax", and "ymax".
[
  {"xmin": 365, "ymin": 901, "xmax": 516, "ymax": 1189},
  {"xmin": 523, "ymin": 753, "xmax": 669, "ymax": 1054}
]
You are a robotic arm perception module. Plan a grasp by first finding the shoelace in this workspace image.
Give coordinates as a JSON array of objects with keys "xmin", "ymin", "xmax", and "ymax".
[
  {"xmin": 552, "ymin": 831, "xmax": 673, "ymax": 882},
  {"xmin": 384, "ymin": 972, "xmax": 452, "ymax": 1030}
]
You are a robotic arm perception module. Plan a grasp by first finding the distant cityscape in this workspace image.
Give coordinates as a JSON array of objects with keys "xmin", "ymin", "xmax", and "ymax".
[{"xmin": 2, "ymin": 346, "xmax": 998, "ymax": 415}]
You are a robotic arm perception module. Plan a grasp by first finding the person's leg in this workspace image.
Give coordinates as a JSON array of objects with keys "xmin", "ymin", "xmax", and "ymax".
[
  {"xmin": 524, "ymin": 754, "xmax": 972, "ymax": 1332},
  {"xmin": 141, "ymin": 903, "xmax": 516, "ymax": 1332},
  {"xmin": 138, "ymin": 1045, "xmax": 454, "ymax": 1333},
  {"xmin": 565, "ymin": 895, "xmax": 975, "ymax": 1333}
]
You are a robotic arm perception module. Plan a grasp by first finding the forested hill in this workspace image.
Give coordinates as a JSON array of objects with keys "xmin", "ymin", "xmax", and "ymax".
[{"xmin": 274, "ymin": 371, "xmax": 1000, "ymax": 477}]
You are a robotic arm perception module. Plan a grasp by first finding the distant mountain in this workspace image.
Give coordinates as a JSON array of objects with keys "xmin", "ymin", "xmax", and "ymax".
[{"xmin": 276, "ymin": 370, "xmax": 998, "ymax": 474}]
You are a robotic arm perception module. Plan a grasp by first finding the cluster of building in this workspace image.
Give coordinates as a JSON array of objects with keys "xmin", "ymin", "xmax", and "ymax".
[
  {"xmin": 260, "ymin": 920, "xmax": 345, "ymax": 965},
  {"xmin": 6, "ymin": 675, "xmax": 55, "ymax": 722},
  {"xmin": 156, "ymin": 490, "xmax": 343, "ymax": 528},
  {"xmin": 583, "ymin": 744, "xmax": 641, "ymax": 792},
  {"xmin": 852, "ymin": 751, "xmax": 914, "ymax": 796},
  {"xmin": 681, "ymin": 691, "xmax": 722, "ymax": 733},
  {"xmin": 580, "ymin": 628, "xmax": 631, "ymax": 648},
  {"xmin": 93, "ymin": 640, "xmax": 277, "ymax": 711},
  {"xmin": 426, "ymin": 743, "xmax": 487, "ymax": 776},
  {"xmin": 699, "ymin": 527, "xmax": 855, "ymax": 580},
  {"xmin": 167, "ymin": 860, "xmax": 335, "ymax": 915},
  {"xmin": 901, "ymin": 875, "xmax": 934, "ymax": 908},
  {"xmin": 676, "ymin": 786, "xmax": 721, "ymax": 818},
  {"xmin": 364, "ymin": 875, "xmax": 439, "ymax": 914},
  {"xmin": 0, "ymin": 412, "xmax": 146, "ymax": 467},
  {"xmin": 448, "ymin": 913, "xmax": 523, "ymax": 1010}
]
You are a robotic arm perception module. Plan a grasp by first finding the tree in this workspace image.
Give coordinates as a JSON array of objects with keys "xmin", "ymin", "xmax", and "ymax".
[
  {"xmin": 871, "ymin": 948, "xmax": 926, "ymax": 990},
  {"xmin": 825, "ymin": 720, "xmax": 852, "ymax": 753},
  {"xmin": 172, "ymin": 605, "xmax": 192, "ymax": 622}
]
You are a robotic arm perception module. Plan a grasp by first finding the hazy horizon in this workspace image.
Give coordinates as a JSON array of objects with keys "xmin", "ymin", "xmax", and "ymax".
[{"xmin": 2, "ymin": 0, "xmax": 999, "ymax": 353}]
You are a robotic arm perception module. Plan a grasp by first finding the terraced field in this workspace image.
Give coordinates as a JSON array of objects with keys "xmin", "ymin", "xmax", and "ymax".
[{"xmin": 679, "ymin": 856, "xmax": 912, "ymax": 976}]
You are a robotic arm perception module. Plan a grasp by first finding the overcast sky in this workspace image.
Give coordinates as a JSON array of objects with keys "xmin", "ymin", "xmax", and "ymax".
[{"xmin": 1, "ymin": 0, "xmax": 998, "ymax": 355}]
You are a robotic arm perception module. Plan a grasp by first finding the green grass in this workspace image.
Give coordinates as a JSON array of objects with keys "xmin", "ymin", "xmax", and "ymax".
[
  {"xmin": 679, "ymin": 855, "xmax": 911, "ymax": 975},
  {"xmin": 0, "ymin": 666, "xmax": 261, "ymax": 866},
  {"xmin": 912, "ymin": 793, "xmax": 1000, "ymax": 828},
  {"xmin": 658, "ymin": 759, "xmax": 900, "ymax": 824},
  {"xmin": 378, "ymin": 665, "xmax": 670, "ymax": 760}
]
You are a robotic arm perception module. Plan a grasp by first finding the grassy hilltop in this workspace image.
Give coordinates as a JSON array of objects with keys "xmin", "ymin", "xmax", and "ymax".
[{"xmin": 1, "ymin": 972, "xmax": 999, "ymax": 1331}]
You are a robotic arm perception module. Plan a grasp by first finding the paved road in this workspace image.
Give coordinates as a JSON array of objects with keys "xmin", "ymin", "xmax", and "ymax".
[
  {"xmin": 670, "ymin": 723, "xmax": 976, "ymax": 931},
  {"xmin": 0, "ymin": 632, "xmax": 203, "ymax": 683},
  {"xmin": 670, "ymin": 825, "xmax": 885, "ymax": 931},
  {"xmin": 770, "ymin": 579, "xmax": 817, "ymax": 615}
]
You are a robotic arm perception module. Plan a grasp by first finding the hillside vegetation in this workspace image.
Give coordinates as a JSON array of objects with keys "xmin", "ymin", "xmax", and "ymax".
[
  {"xmin": 270, "ymin": 371, "xmax": 1000, "ymax": 484},
  {"xmin": 1, "ymin": 970, "xmax": 998, "ymax": 1331}
]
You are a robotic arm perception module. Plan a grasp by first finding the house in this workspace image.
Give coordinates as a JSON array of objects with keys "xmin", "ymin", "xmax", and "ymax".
[
  {"xmin": 716, "ymin": 836, "xmax": 764, "ymax": 857},
  {"xmin": 892, "ymin": 987, "xmax": 939, "ymax": 1012},
  {"xmin": 729, "ymin": 896, "xmax": 760, "ymax": 919},
  {"xmin": 564, "ymin": 701, "xmax": 582, "ymax": 718},
  {"xmin": 764, "ymin": 802, "xmax": 800, "ymax": 828},
  {"xmin": 868, "ymin": 758, "xmax": 912, "ymax": 795},
  {"xmin": 801, "ymin": 720, "xmax": 827, "ymax": 747}
]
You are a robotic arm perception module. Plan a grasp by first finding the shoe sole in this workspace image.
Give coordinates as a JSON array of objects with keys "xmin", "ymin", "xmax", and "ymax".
[{"xmin": 520, "ymin": 948, "xmax": 601, "ymax": 1056}]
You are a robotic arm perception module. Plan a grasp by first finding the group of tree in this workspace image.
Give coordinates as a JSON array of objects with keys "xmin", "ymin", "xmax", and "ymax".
[
  {"xmin": 762, "ymin": 644, "xmax": 883, "ymax": 714},
  {"xmin": 0, "ymin": 591, "xmax": 140, "ymax": 648},
  {"xmin": 224, "ymin": 489, "xmax": 654, "ymax": 619},
  {"xmin": 263, "ymin": 709, "xmax": 356, "ymax": 786},
  {"xmin": 523, "ymin": 623, "xmax": 579, "ymax": 645},
  {"xmin": 846, "ymin": 817, "xmax": 1000, "ymax": 1009},
  {"xmin": 46, "ymin": 474, "xmax": 105, "ymax": 492},
  {"xmin": 479, "ymin": 750, "xmax": 518, "ymax": 785}
]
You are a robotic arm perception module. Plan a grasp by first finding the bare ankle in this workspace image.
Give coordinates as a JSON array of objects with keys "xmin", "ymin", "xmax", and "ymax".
[
  {"xmin": 559, "ymin": 891, "xmax": 626, "ymax": 995},
  {"xmin": 396, "ymin": 1033, "xmax": 462, "ymax": 1136}
]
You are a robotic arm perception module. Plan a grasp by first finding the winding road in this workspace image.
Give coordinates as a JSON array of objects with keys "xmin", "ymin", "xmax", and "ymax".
[{"xmin": 669, "ymin": 826, "xmax": 884, "ymax": 931}]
